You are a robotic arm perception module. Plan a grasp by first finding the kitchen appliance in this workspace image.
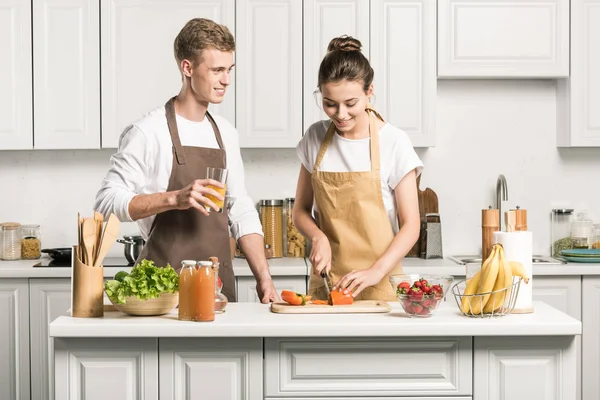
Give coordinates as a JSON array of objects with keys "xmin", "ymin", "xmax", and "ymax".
[
  {"xmin": 406, "ymin": 175, "xmax": 439, "ymax": 258},
  {"xmin": 117, "ymin": 235, "xmax": 145, "ymax": 265},
  {"xmin": 421, "ymin": 213, "xmax": 443, "ymax": 259},
  {"xmin": 270, "ymin": 300, "xmax": 391, "ymax": 314}
]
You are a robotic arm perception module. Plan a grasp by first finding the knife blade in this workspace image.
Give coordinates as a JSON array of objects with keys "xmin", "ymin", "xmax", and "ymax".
[{"xmin": 321, "ymin": 272, "xmax": 331, "ymax": 296}]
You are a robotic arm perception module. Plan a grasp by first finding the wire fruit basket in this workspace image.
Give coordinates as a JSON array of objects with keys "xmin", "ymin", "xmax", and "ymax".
[{"xmin": 451, "ymin": 277, "xmax": 523, "ymax": 318}]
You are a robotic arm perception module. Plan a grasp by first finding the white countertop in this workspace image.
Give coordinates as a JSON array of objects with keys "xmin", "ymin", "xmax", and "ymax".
[
  {"xmin": 49, "ymin": 301, "xmax": 580, "ymax": 338},
  {"xmin": 1, "ymin": 256, "xmax": 599, "ymax": 278}
]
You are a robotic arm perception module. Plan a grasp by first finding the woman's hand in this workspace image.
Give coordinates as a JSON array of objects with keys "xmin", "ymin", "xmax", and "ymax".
[
  {"xmin": 334, "ymin": 267, "xmax": 386, "ymax": 297},
  {"xmin": 309, "ymin": 235, "xmax": 332, "ymax": 277}
]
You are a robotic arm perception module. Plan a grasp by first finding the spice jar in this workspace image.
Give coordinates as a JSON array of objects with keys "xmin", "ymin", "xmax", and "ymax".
[
  {"xmin": 178, "ymin": 260, "xmax": 215, "ymax": 322},
  {"xmin": 571, "ymin": 211, "xmax": 593, "ymax": 249},
  {"xmin": 21, "ymin": 224, "xmax": 41, "ymax": 260},
  {"xmin": 551, "ymin": 209, "xmax": 573, "ymax": 257},
  {"xmin": 1, "ymin": 223, "xmax": 21, "ymax": 260},
  {"xmin": 284, "ymin": 198, "xmax": 306, "ymax": 257},
  {"xmin": 259, "ymin": 200, "xmax": 283, "ymax": 258}
]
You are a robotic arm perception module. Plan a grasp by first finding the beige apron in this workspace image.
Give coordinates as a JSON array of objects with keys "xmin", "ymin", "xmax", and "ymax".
[
  {"xmin": 308, "ymin": 105, "xmax": 402, "ymax": 301},
  {"xmin": 136, "ymin": 97, "xmax": 236, "ymax": 302}
]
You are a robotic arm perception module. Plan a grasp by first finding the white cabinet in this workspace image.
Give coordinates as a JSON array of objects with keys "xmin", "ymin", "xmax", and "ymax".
[
  {"xmin": 54, "ymin": 338, "xmax": 158, "ymax": 400},
  {"xmin": 582, "ymin": 276, "xmax": 600, "ymax": 400},
  {"xmin": 237, "ymin": 276, "xmax": 307, "ymax": 302},
  {"xmin": 371, "ymin": 0, "xmax": 437, "ymax": 147},
  {"xmin": 29, "ymin": 279, "xmax": 71, "ymax": 400},
  {"xmin": 532, "ymin": 276, "xmax": 581, "ymax": 319},
  {"xmin": 303, "ymin": 0, "xmax": 370, "ymax": 133},
  {"xmin": 0, "ymin": 279, "xmax": 30, "ymax": 400},
  {"xmin": 236, "ymin": 0, "xmax": 302, "ymax": 148},
  {"xmin": 101, "ymin": 0, "xmax": 235, "ymax": 148},
  {"xmin": 438, "ymin": 0, "xmax": 570, "ymax": 78},
  {"xmin": 159, "ymin": 338, "xmax": 263, "ymax": 400},
  {"xmin": 265, "ymin": 337, "xmax": 472, "ymax": 397},
  {"xmin": 474, "ymin": 336, "xmax": 577, "ymax": 400},
  {"xmin": 557, "ymin": 0, "xmax": 600, "ymax": 147},
  {"xmin": 0, "ymin": 0, "xmax": 33, "ymax": 150},
  {"xmin": 33, "ymin": 0, "xmax": 100, "ymax": 149}
]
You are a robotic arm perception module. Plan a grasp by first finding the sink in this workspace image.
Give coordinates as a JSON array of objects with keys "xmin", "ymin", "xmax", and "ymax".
[{"xmin": 449, "ymin": 255, "xmax": 565, "ymax": 265}]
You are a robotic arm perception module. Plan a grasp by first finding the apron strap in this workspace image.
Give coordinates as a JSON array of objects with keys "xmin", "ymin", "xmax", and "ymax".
[
  {"xmin": 165, "ymin": 97, "xmax": 187, "ymax": 165},
  {"xmin": 313, "ymin": 103, "xmax": 384, "ymax": 174},
  {"xmin": 205, "ymin": 111, "xmax": 226, "ymax": 154}
]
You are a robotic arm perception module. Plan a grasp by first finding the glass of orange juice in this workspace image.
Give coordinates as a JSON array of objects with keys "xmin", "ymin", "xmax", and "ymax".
[{"xmin": 205, "ymin": 167, "xmax": 228, "ymax": 213}]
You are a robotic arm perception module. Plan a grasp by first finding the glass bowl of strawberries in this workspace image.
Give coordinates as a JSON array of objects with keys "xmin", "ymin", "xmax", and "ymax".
[{"xmin": 389, "ymin": 274, "xmax": 454, "ymax": 318}]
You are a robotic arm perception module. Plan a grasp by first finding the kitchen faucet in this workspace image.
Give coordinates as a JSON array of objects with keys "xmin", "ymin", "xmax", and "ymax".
[{"xmin": 496, "ymin": 174, "xmax": 508, "ymax": 231}]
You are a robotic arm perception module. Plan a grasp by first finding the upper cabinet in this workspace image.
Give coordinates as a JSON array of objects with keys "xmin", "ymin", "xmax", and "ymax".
[
  {"xmin": 0, "ymin": 0, "xmax": 32, "ymax": 150},
  {"xmin": 557, "ymin": 0, "xmax": 600, "ymax": 147},
  {"xmin": 33, "ymin": 0, "xmax": 100, "ymax": 149},
  {"xmin": 100, "ymin": 0, "xmax": 235, "ymax": 148},
  {"xmin": 371, "ymin": 0, "xmax": 437, "ymax": 147},
  {"xmin": 303, "ymin": 0, "xmax": 370, "ymax": 134},
  {"xmin": 236, "ymin": 0, "xmax": 302, "ymax": 148},
  {"xmin": 438, "ymin": 0, "xmax": 570, "ymax": 78}
]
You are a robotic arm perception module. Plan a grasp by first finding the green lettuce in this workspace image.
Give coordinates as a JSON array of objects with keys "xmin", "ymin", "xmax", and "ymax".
[{"xmin": 104, "ymin": 259, "xmax": 179, "ymax": 304}]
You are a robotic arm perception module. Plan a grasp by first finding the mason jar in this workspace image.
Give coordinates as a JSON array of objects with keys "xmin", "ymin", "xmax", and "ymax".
[
  {"xmin": 1, "ymin": 222, "xmax": 22, "ymax": 260},
  {"xmin": 21, "ymin": 224, "xmax": 41, "ymax": 259}
]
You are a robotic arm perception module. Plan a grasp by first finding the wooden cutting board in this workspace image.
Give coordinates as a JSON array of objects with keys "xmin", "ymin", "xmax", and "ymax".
[
  {"xmin": 270, "ymin": 300, "xmax": 391, "ymax": 314},
  {"xmin": 406, "ymin": 175, "xmax": 439, "ymax": 258}
]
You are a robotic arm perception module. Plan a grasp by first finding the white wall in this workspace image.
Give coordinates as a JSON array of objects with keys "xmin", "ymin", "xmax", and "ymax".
[{"xmin": 1, "ymin": 80, "xmax": 599, "ymax": 258}]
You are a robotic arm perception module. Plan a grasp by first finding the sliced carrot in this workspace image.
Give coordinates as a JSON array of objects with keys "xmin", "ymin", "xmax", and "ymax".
[{"xmin": 310, "ymin": 300, "xmax": 329, "ymax": 305}]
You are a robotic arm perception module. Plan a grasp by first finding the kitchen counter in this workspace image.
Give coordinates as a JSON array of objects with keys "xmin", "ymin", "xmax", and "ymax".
[
  {"xmin": 49, "ymin": 301, "xmax": 580, "ymax": 338},
  {"xmin": 2, "ymin": 255, "xmax": 599, "ymax": 278},
  {"xmin": 50, "ymin": 301, "xmax": 579, "ymax": 399}
]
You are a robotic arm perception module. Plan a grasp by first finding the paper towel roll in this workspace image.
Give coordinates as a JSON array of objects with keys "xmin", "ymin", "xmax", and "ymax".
[{"xmin": 493, "ymin": 231, "xmax": 533, "ymax": 313}]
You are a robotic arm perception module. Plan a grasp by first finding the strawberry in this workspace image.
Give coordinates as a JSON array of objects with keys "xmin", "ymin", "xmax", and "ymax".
[
  {"xmin": 422, "ymin": 285, "xmax": 431, "ymax": 294},
  {"xmin": 422, "ymin": 298, "xmax": 433, "ymax": 307},
  {"xmin": 418, "ymin": 307, "xmax": 430, "ymax": 316},
  {"xmin": 409, "ymin": 288, "xmax": 423, "ymax": 302},
  {"xmin": 420, "ymin": 278, "xmax": 429, "ymax": 286},
  {"xmin": 398, "ymin": 281, "xmax": 410, "ymax": 290},
  {"xmin": 412, "ymin": 304, "xmax": 424, "ymax": 313},
  {"xmin": 404, "ymin": 304, "xmax": 414, "ymax": 313},
  {"xmin": 414, "ymin": 280, "xmax": 422, "ymax": 288}
]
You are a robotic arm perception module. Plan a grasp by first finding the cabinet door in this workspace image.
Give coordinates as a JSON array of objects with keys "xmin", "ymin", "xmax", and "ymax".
[
  {"xmin": 582, "ymin": 277, "xmax": 600, "ymax": 400},
  {"xmin": 236, "ymin": 0, "xmax": 302, "ymax": 148},
  {"xmin": 54, "ymin": 338, "xmax": 158, "ymax": 400},
  {"xmin": 159, "ymin": 338, "xmax": 262, "ymax": 400},
  {"xmin": 438, "ymin": 0, "xmax": 570, "ymax": 78},
  {"xmin": 237, "ymin": 276, "xmax": 307, "ymax": 302},
  {"xmin": 0, "ymin": 279, "xmax": 30, "ymax": 400},
  {"xmin": 532, "ymin": 276, "xmax": 581, "ymax": 320},
  {"xmin": 0, "ymin": 0, "xmax": 33, "ymax": 149},
  {"xmin": 303, "ymin": 0, "xmax": 369, "ymax": 133},
  {"xmin": 474, "ymin": 336, "xmax": 577, "ymax": 400},
  {"xmin": 101, "ymin": 0, "xmax": 235, "ymax": 148},
  {"xmin": 33, "ymin": 0, "xmax": 100, "ymax": 149},
  {"xmin": 370, "ymin": 0, "xmax": 437, "ymax": 147},
  {"xmin": 557, "ymin": 0, "xmax": 600, "ymax": 147},
  {"xmin": 29, "ymin": 279, "xmax": 71, "ymax": 400}
]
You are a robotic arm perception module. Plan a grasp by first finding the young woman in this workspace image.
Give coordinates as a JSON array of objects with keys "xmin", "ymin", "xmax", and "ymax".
[{"xmin": 293, "ymin": 36, "xmax": 423, "ymax": 301}]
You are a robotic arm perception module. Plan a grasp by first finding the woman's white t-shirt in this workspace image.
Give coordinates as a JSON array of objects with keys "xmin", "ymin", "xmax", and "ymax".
[{"xmin": 296, "ymin": 120, "xmax": 423, "ymax": 233}]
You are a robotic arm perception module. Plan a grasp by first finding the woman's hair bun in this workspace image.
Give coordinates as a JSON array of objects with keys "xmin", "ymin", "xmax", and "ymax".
[{"xmin": 327, "ymin": 35, "xmax": 362, "ymax": 53}]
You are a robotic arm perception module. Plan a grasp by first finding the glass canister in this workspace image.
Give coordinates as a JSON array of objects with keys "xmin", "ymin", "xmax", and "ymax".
[
  {"xmin": 260, "ymin": 200, "xmax": 283, "ymax": 258},
  {"xmin": 571, "ymin": 211, "xmax": 593, "ymax": 249},
  {"xmin": 178, "ymin": 260, "xmax": 215, "ymax": 322},
  {"xmin": 284, "ymin": 198, "xmax": 306, "ymax": 257},
  {"xmin": 551, "ymin": 209, "xmax": 573, "ymax": 257},
  {"xmin": 593, "ymin": 224, "xmax": 600, "ymax": 249},
  {"xmin": 1, "ymin": 222, "xmax": 21, "ymax": 260},
  {"xmin": 21, "ymin": 224, "xmax": 41, "ymax": 260}
]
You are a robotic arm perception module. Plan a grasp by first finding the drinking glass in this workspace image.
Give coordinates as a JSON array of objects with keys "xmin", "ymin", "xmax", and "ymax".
[{"xmin": 205, "ymin": 167, "xmax": 228, "ymax": 213}]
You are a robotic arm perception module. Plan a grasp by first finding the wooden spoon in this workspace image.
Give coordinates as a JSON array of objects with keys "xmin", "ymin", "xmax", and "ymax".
[
  {"xmin": 94, "ymin": 214, "xmax": 120, "ymax": 268},
  {"xmin": 82, "ymin": 219, "xmax": 97, "ymax": 266},
  {"xmin": 93, "ymin": 212, "xmax": 104, "ymax": 263}
]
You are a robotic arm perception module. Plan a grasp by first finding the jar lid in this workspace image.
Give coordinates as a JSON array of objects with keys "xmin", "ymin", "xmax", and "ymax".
[
  {"xmin": 0, "ymin": 222, "xmax": 21, "ymax": 230},
  {"xmin": 552, "ymin": 209, "xmax": 574, "ymax": 214},
  {"xmin": 197, "ymin": 261, "xmax": 213, "ymax": 267},
  {"xmin": 21, "ymin": 224, "xmax": 40, "ymax": 229},
  {"xmin": 181, "ymin": 260, "xmax": 196, "ymax": 266},
  {"xmin": 123, "ymin": 234, "xmax": 144, "ymax": 241},
  {"xmin": 260, "ymin": 199, "xmax": 283, "ymax": 206},
  {"xmin": 285, "ymin": 197, "xmax": 295, "ymax": 202}
]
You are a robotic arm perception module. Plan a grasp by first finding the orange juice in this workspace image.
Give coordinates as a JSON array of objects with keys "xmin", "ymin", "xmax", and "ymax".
[
  {"xmin": 205, "ymin": 184, "xmax": 226, "ymax": 213},
  {"xmin": 178, "ymin": 261, "xmax": 215, "ymax": 322}
]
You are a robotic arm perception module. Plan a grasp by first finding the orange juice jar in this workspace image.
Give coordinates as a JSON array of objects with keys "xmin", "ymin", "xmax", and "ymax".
[
  {"xmin": 178, "ymin": 260, "xmax": 198, "ymax": 321},
  {"xmin": 194, "ymin": 261, "xmax": 216, "ymax": 322}
]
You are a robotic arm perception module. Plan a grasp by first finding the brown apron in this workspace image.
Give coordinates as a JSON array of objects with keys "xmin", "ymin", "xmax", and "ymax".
[
  {"xmin": 308, "ymin": 105, "xmax": 402, "ymax": 301},
  {"xmin": 135, "ymin": 97, "xmax": 236, "ymax": 302}
]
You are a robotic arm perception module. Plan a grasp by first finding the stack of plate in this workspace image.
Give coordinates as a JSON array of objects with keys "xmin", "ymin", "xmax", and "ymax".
[{"xmin": 560, "ymin": 249, "xmax": 600, "ymax": 263}]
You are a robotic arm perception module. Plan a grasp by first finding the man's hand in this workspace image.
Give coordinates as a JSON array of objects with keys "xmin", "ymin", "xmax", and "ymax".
[
  {"xmin": 256, "ymin": 275, "xmax": 280, "ymax": 303},
  {"xmin": 174, "ymin": 179, "xmax": 224, "ymax": 216}
]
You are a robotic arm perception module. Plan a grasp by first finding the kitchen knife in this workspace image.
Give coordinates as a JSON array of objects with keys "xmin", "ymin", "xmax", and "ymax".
[{"xmin": 321, "ymin": 272, "xmax": 331, "ymax": 296}]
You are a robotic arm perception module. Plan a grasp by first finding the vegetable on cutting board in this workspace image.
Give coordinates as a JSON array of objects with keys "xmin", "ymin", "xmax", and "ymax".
[
  {"xmin": 328, "ymin": 288, "xmax": 353, "ymax": 305},
  {"xmin": 281, "ymin": 290, "xmax": 312, "ymax": 305}
]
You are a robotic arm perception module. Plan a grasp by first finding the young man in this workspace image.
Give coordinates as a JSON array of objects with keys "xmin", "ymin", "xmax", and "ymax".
[{"xmin": 94, "ymin": 18, "xmax": 278, "ymax": 303}]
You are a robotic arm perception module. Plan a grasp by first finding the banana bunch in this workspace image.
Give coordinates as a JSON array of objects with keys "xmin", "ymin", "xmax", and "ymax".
[{"xmin": 460, "ymin": 244, "xmax": 530, "ymax": 315}]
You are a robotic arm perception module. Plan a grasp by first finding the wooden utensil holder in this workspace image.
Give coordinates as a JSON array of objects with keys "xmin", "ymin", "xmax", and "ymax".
[{"xmin": 72, "ymin": 245, "xmax": 104, "ymax": 318}]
